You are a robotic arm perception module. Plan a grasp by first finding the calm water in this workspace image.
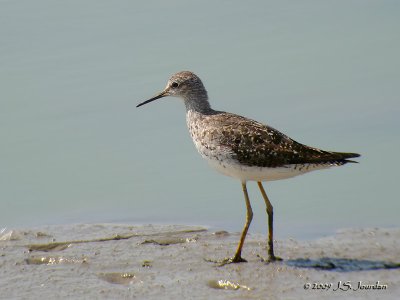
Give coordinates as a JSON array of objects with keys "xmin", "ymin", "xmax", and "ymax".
[{"xmin": 1, "ymin": 1, "xmax": 399, "ymax": 239}]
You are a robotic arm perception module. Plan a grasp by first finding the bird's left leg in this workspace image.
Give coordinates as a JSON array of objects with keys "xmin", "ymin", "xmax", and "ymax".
[{"xmin": 216, "ymin": 182, "xmax": 253, "ymax": 266}]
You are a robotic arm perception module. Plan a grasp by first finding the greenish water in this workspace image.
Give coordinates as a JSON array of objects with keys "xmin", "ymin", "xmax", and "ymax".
[{"xmin": 1, "ymin": 1, "xmax": 399, "ymax": 239}]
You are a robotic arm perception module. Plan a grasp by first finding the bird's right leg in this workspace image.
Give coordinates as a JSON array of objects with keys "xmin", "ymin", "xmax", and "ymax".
[{"xmin": 257, "ymin": 181, "xmax": 282, "ymax": 262}]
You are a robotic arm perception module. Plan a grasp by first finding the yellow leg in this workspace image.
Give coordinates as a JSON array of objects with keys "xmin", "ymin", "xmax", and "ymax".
[
  {"xmin": 257, "ymin": 182, "xmax": 281, "ymax": 262},
  {"xmin": 230, "ymin": 182, "xmax": 253, "ymax": 263}
]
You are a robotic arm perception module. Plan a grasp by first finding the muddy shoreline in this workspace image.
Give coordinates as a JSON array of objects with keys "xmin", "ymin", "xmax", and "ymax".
[{"xmin": 1, "ymin": 224, "xmax": 399, "ymax": 299}]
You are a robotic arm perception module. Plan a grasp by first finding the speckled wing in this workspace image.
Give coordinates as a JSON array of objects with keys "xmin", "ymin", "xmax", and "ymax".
[{"xmin": 207, "ymin": 112, "xmax": 360, "ymax": 168}]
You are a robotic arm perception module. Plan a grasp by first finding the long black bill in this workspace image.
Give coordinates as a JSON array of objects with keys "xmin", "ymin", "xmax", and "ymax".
[{"xmin": 136, "ymin": 91, "xmax": 167, "ymax": 108}]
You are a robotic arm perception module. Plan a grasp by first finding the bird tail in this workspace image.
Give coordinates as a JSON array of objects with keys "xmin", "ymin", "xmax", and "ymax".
[{"xmin": 333, "ymin": 152, "xmax": 361, "ymax": 164}]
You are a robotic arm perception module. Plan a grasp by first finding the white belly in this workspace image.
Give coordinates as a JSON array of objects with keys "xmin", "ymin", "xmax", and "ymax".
[{"xmin": 204, "ymin": 156, "xmax": 333, "ymax": 182}]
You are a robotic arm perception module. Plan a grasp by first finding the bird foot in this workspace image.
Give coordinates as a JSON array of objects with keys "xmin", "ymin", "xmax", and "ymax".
[
  {"xmin": 205, "ymin": 255, "xmax": 247, "ymax": 266},
  {"xmin": 257, "ymin": 254, "xmax": 283, "ymax": 263}
]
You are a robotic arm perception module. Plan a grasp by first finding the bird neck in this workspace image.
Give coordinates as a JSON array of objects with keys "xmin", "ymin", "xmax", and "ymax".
[{"xmin": 183, "ymin": 94, "xmax": 214, "ymax": 114}]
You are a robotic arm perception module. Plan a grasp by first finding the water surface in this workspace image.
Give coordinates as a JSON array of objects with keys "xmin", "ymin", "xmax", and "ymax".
[{"xmin": 1, "ymin": 1, "xmax": 399, "ymax": 239}]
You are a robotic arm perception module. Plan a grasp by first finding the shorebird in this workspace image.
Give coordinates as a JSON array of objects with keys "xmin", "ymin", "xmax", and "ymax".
[{"xmin": 136, "ymin": 71, "xmax": 360, "ymax": 264}]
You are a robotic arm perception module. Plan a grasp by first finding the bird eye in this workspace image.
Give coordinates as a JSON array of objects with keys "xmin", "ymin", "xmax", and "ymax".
[{"xmin": 171, "ymin": 82, "xmax": 179, "ymax": 88}]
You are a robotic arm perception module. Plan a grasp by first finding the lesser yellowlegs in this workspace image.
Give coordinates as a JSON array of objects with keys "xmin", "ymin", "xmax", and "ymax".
[{"xmin": 136, "ymin": 71, "xmax": 360, "ymax": 264}]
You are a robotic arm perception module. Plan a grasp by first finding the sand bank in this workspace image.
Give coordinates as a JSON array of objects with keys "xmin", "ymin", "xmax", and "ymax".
[{"xmin": 1, "ymin": 224, "xmax": 399, "ymax": 299}]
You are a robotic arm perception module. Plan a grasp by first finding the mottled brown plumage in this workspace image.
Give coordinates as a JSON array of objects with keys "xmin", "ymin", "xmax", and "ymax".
[
  {"xmin": 192, "ymin": 111, "xmax": 359, "ymax": 168},
  {"xmin": 137, "ymin": 71, "xmax": 360, "ymax": 264}
]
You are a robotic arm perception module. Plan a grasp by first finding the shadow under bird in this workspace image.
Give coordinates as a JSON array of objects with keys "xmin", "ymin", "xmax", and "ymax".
[{"xmin": 137, "ymin": 71, "xmax": 360, "ymax": 264}]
